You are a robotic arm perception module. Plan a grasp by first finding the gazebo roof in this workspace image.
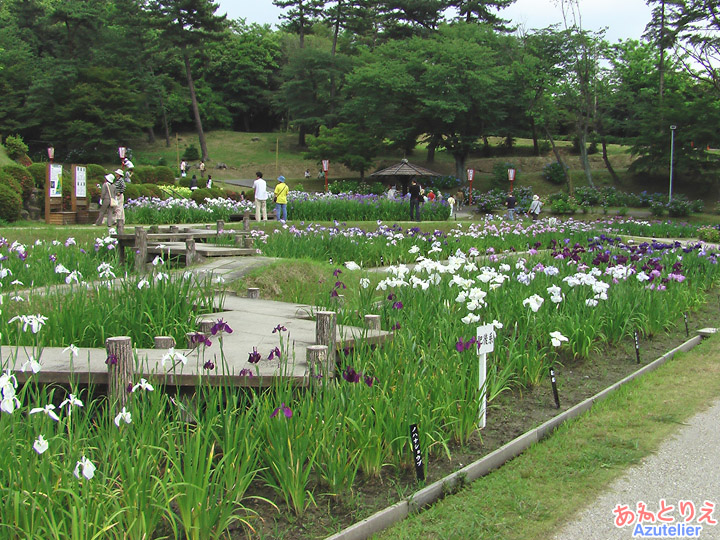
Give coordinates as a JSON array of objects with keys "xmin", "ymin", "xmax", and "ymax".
[{"xmin": 369, "ymin": 158, "xmax": 443, "ymax": 177}]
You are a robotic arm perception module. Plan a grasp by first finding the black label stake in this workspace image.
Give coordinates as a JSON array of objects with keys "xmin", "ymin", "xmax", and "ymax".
[
  {"xmin": 549, "ymin": 367, "xmax": 560, "ymax": 409},
  {"xmin": 684, "ymin": 312, "xmax": 689, "ymax": 337},
  {"xmin": 409, "ymin": 424, "xmax": 425, "ymax": 482},
  {"xmin": 634, "ymin": 331, "xmax": 641, "ymax": 364}
]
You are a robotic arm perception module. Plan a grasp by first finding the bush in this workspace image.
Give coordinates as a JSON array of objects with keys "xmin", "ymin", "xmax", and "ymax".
[
  {"xmin": 1, "ymin": 164, "xmax": 34, "ymax": 202},
  {"xmin": 191, "ymin": 188, "xmax": 214, "ymax": 204},
  {"xmin": 0, "ymin": 182, "xmax": 22, "ymax": 222},
  {"xmin": 329, "ymin": 179, "xmax": 361, "ymax": 194},
  {"xmin": 574, "ymin": 186, "xmax": 602, "ymax": 206},
  {"xmin": 0, "ymin": 170, "xmax": 22, "ymax": 197},
  {"xmin": 426, "ymin": 175, "xmax": 461, "ymax": 191},
  {"xmin": 27, "ymin": 163, "xmax": 48, "ymax": 189},
  {"xmin": 182, "ymin": 144, "xmax": 200, "ymax": 161},
  {"xmin": 86, "ymin": 164, "xmax": 107, "ymax": 182},
  {"xmin": 650, "ymin": 201, "xmax": 666, "ymax": 217},
  {"xmin": 542, "ymin": 162, "xmax": 567, "ymax": 185},
  {"xmin": 698, "ymin": 225, "xmax": 720, "ymax": 243},
  {"xmin": 491, "ymin": 162, "xmax": 517, "ymax": 190},
  {"xmin": 667, "ymin": 198, "xmax": 691, "ymax": 217},
  {"xmin": 4, "ymin": 134, "xmax": 28, "ymax": 160},
  {"xmin": 157, "ymin": 156, "xmax": 167, "ymax": 166},
  {"xmin": 142, "ymin": 184, "xmax": 163, "ymax": 198},
  {"xmin": 550, "ymin": 197, "xmax": 578, "ymax": 215}
]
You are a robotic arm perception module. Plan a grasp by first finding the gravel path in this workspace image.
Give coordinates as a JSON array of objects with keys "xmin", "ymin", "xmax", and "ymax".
[{"xmin": 553, "ymin": 399, "xmax": 720, "ymax": 540}]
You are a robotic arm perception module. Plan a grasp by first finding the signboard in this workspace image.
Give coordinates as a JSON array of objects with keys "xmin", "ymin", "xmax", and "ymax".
[
  {"xmin": 508, "ymin": 168, "xmax": 516, "ymax": 182},
  {"xmin": 49, "ymin": 164, "xmax": 63, "ymax": 198},
  {"xmin": 409, "ymin": 424, "xmax": 425, "ymax": 481},
  {"xmin": 466, "ymin": 168, "xmax": 475, "ymax": 182},
  {"xmin": 476, "ymin": 323, "xmax": 496, "ymax": 429},
  {"xmin": 322, "ymin": 160, "xmax": 329, "ymax": 172},
  {"xmin": 118, "ymin": 146, "xmax": 127, "ymax": 159},
  {"xmin": 75, "ymin": 166, "xmax": 87, "ymax": 198}
]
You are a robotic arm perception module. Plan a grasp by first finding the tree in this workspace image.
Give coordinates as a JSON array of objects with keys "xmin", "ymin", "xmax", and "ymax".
[
  {"xmin": 273, "ymin": 0, "xmax": 325, "ymax": 48},
  {"xmin": 305, "ymin": 123, "xmax": 384, "ymax": 179},
  {"xmin": 448, "ymin": 0, "xmax": 516, "ymax": 29},
  {"xmin": 146, "ymin": 0, "xmax": 228, "ymax": 161}
]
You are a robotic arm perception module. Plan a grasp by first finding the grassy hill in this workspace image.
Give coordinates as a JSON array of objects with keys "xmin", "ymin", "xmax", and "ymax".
[
  {"xmin": 124, "ymin": 130, "xmax": 717, "ymax": 202},
  {"xmin": 0, "ymin": 144, "xmax": 14, "ymax": 168}
]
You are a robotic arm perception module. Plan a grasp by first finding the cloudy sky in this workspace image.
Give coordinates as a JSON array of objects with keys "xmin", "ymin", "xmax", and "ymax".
[{"xmin": 218, "ymin": 0, "xmax": 653, "ymax": 43}]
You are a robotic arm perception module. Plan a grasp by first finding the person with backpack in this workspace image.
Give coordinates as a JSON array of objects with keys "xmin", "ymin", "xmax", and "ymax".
[{"xmin": 528, "ymin": 194, "xmax": 543, "ymax": 220}]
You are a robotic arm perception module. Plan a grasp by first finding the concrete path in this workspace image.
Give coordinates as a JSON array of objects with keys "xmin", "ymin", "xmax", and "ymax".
[{"xmin": 553, "ymin": 399, "xmax": 720, "ymax": 539}]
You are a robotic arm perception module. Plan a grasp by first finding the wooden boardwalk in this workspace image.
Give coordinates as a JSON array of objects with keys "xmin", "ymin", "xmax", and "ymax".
[{"xmin": 6, "ymin": 295, "xmax": 391, "ymax": 389}]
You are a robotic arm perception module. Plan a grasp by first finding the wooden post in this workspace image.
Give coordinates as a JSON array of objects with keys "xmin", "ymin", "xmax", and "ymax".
[
  {"xmin": 169, "ymin": 225, "xmax": 179, "ymax": 234},
  {"xmin": 134, "ymin": 227, "xmax": 147, "ymax": 273},
  {"xmin": 307, "ymin": 345, "xmax": 328, "ymax": 382},
  {"xmin": 243, "ymin": 236, "xmax": 253, "ymax": 249},
  {"xmin": 116, "ymin": 220, "xmax": 125, "ymax": 235},
  {"xmin": 217, "ymin": 220, "xmax": 225, "ymax": 233},
  {"xmin": 197, "ymin": 319, "xmax": 214, "ymax": 333},
  {"xmin": 106, "ymin": 336, "xmax": 133, "ymax": 409},
  {"xmin": 149, "ymin": 225, "xmax": 159, "ymax": 234},
  {"xmin": 243, "ymin": 210, "xmax": 250, "ymax": 231},
  {"xmin": 185, "ymin": 238, "xmax": 196, "ymax": 266},
  {"xmin": 247, "ymin": 287, "xmax": 260, "ymax": 299},
  {"xmin": 234, "ymin": 234, "xmax": 243, "ymax": 246},
  {"xmin": 365, "ymin": 314, "xmax": 381, "ymax": 330},
  {"xmin": 315, "ymin": 311, "xmax": 337, "ymax": 377},
  {"xmin": 154, "ymin": 336, "xmax": 176, "ymax": 349}
]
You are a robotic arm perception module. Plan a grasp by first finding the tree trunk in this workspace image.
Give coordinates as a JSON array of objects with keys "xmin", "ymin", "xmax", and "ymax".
[
  {"xmin": 601, "ymin": 136, "xmax": 620, "ymax": 184},
  {"xmin": 426, "ymin": 134, "xmax": 438, "ymax": 163},
  {"xmin": 144, "ymin": 101, "xmax": 156, "ymax": 143},
  {"xmin": 159, "ymin": 91, "xmax": 171, "ymax": 148},
  {"xmin": 454, "ymin": 153, "xmax": 467, "ymax": 182},
  {"xmin": 531, "ymin": 117, "xmax": 540, "ymax": 156},
  {"xmin": 543, "ymin": 126, "xmax": 571, "ymax": 186},
  {"xmin": 577, "ymin": 128, "xmax": 595, "ymax": 188},
  {"xmin": 183, "ymin": 50, "xmax": 209, "ymax": 162},
  {"xmin": 299, "ymin": 124, "xmax": 307, "ymax": 147}
]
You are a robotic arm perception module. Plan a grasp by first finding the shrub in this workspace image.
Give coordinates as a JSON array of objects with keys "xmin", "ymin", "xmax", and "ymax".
[
  {"xmin": 690, "ymin": 199, "xmax": 704, "ymax": 213},
  {"xmin": 667, "ymin": 198, "xmax": 691, "ymax": 217},
  {"xmin": 4, "ymin": 134, "xmax": 28, "ymax": 160},
  {"xmin": 130, "ymin": 166, "xmax": 174, "ymax": 185},
  {"xmin": 0, "ymin": 182, "xmax": 22, "ymax": 222},
  {"xmin": 142, "ymin": 184, "xmax": 163, "ymax": 198},
  {"xmin": 426, "ymin": 175, "xmax": 461, "ymax": 191},
  {"xmin": 191, "ymin": 188, "xmax": 213, "ymax": 204},
  {"xmin": 294, "ymin": 182, "xmax": 305, "ymax": 192},
  {"xmin": 1, "ymin": 164, "xmax": 34, "ymax": 202},
  {"xmin": 550, "ymin": 197, "xmax": 577, "ymax": 215},
  {"xmin": 86, "ymin": 164, "xmax": 107, "ymax": 182},
  {"xmin": 0, "ymin": 170, "xmax": 22, "ymax": 197},
  {"xmin": 157, "ymin": 156, "xmax": 167, "ymax": 166},
  {"xmin": 650, "ymin": 201, "xmax": 666, "ymax": 217},
  {"xmin": 153, "ymin": 166, "xmax": 175, "ymax": 185},
  {"xmin": 27, "ymin": 163, "xmax": 48, "ymax": 189},
  {"xmin": 574, "ymin": 186, "xmax": 602, "ymax": 206},
  {"xmin": 491, "ymin": 162, "xmax": 517, "ymax": 190},
  {"xmin": 698, "ymin": 225, "xmax": 720, "ymax": 243},
  {"xmin": 542, "ymin": 162, "xmax": 567, "ymax": 185},
  {"xmin": 329, "ymin": 179, "xmax": 361, "ymax": 194},
  {"xmin": 182, "ymin": 144, "xmax": 200, "ymax": 161}
]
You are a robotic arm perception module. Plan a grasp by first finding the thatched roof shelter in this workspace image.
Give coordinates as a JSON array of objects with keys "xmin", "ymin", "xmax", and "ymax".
[{"xmin": 369, "ymin": 159, "xmax": 443, "ymax": 194}]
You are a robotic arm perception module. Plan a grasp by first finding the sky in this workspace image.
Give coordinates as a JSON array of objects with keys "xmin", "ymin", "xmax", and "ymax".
[{"xmin": 218, "ymin": 0, "xmax": 653, "ymax": 43}]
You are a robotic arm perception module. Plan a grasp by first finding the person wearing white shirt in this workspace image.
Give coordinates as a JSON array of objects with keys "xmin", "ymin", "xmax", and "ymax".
[{"xmin": 253, "ymin": 171, "xmax": 269, "ymax": 222}]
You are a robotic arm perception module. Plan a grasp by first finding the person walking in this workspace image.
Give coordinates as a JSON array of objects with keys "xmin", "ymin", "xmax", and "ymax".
[
  {"xmin": 409, "ymin": 178, "xmax": 422, "ymax": 222},
  {"xmin": 528, "ymin": 194, "xmax": 543, "ymax": 221},
  {"xmin": 199, "ymin": 161, "xmax": 206, "ymax": 178},
  {"xmin": 253, "ymin": 171, "xmax": 269, "ymax": 222},
  {"xmin": 505, "ymin": 191, "xmax": 517, "ymax": 221},
  {"xmin": 95, "ymin": 174, "xmax": 117, "ymax": 227},
  {"xmin": 274, "ymin": 175, "xmax": 289, "ymax": 221},
  {"xmin": 189, "ymin": 175, "xmax": 198, "ymax": 190},
  {"xmin": 455, "ymin": 189, "xmax": 464, "ymax": 209},
  {"xmin": 206, "ymin": 175, "xmax": 212, "ymax": 189},
  {"xmin": 180, "ymin": 160, "xmax": 187, "ymax": 178},
  {"xmin": 113, "ymin": 167, "xmax": 126, "ymax": 227}
]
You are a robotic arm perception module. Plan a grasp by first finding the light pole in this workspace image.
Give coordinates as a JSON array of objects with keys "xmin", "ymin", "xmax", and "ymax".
[{"xmin": 669, "ymin": 125, "xmax": 677, "ymax": 202}]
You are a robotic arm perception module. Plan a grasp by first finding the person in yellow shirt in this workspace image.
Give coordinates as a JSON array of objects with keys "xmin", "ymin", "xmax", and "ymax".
[{"xmin": 274, "ymin": 176, "xmax": 289, "ymax": 221}]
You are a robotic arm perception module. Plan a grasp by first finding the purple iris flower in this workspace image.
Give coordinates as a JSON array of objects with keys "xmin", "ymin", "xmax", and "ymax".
[
  {"xmin": 330, "ymin": 289, "xmax": 339, "ymax": 298},
  {"xmin": 387, "ymin": 293, "xmax": 396, "ymax": 301},
  {"xmin": 334, "ymin": 281, "xmax": 346, "ymax": 289},
  {"xmin": 342, "ymin": 366, "xmax": 361, "ymax": 383},
  {"xmin": 49, "ymin": 254, "xmax": 57, "ymax": 262},
  {"xmin": 268, "ymin": 347, "xmax": 281, "ymax": 360},
  {"xmin": 248, "ymin": 347, "xmax": 262, "ymax": 364},
  {"xmin": 271, "ymin": 403, "xmax": 293, "ymax": 418},
  {"xmin": 364, "ymin": 374, "xmax": 377, "ymax": 387},
  {"xmin": 239, "ymin": 369, "xmax": 254, "ymax": 377},
  {"xmin": 273, "ymin": 324, "xmax": 288, "ymax": 333},
  {"xmin": 210, "ymin": 319, "xmax": 233, "ymax": 335},
  {"xmin": 333, "ymin": 268, "xmax": 342, "ymax": 277},
  {"xmin": 105, "ymin": 353, "xmax": 118, "ymax": 366},
  {"xmin": 392, "ymin": 301, "xmax": 403, "ymax": 310},
  {"xmin": 391, "ymin": 322, "xmax": 401, "ymax": 331},
  {"xmin": 203, "ymin": 360, "xmax": 215, "ymax": 370},
  {"xmin": 190, "ymin": 333, "xmax": 212, "ymax": 347}
]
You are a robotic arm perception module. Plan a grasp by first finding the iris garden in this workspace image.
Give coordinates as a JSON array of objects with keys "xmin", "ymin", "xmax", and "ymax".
[{"xmin": 0, "ymin": 214, "xmax": 718, "ymax": 538}]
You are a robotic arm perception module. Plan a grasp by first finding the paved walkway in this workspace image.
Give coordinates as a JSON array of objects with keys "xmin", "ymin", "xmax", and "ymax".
[{"xmin": 554, "ymin": 399, "xmax": 720, "ymax": 539}]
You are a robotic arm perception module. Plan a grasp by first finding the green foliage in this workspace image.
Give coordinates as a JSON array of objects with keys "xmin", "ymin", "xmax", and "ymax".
[
  {"xmin": 26, "ymin": 163, "xmax": 47, "ymax": 189},
  {"xmin": 86, "ymin": 164, "xmax": 107, "ymax": 182},
  {"xmin": 667, "ymin": 198, "xmax": 691, "ymax": 217},
  {"xmin": 542, "ymin": 162, "xmax": 567, "ymax": 185},
  {"xmin": 183, "ymin": 144, "xmax": 200, "ymax": 161},
  {"xmin": 491, "ymin": 162, "xmax": 517, "ymax": 190},
  {"xmin": 0, "ymin": 169, "xmax": 22, "ymax": 197},
  {"xmin": 4, "ymin": 134, "xmax": 28, "ymax": 160},
  {"xmin": 0, "ymin": 182, "xmax": 22, "ymax": 222},
  {"xmin": 548, "ymin": 192, "xmax": 577, "ymax": 214},
  {"xmin": 650, "ymin": 201, "xmax": 666, "ymax": 217},
  {"xmin": 698, "ymin": 226, "xmax": 720, "ymax": 243},
  {"xmin": 1, "ymin": 164, "xmax": 34, "ymax": 202},
  {"xmin": 132, "ymin": 166, "xmax": 175, "ymax": 185},
  {"xmin": 306, "ymin": 124, "xmax": 383, "ymax": 178}
]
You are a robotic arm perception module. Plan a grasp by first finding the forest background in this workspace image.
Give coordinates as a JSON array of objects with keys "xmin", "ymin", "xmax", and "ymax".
[{"xmin": 0, "ymin": 0, "xmax": 718, "ymax": 193}]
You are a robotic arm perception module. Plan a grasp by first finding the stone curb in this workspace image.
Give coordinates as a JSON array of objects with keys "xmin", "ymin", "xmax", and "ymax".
[{"xmin": 325, "ymin": 334, "xmax": 706, "ymax": 540}]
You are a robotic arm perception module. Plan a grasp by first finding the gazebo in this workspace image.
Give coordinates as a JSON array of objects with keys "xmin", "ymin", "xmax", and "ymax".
[{"xmin": 369, "ymin": 158, "xmax": 444, "ymax": 195}]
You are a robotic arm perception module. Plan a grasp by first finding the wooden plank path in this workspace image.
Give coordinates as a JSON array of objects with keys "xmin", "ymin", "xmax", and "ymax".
[{"xmin": 6, "ymin": 295, "xmax": 391, "ymax": 389}]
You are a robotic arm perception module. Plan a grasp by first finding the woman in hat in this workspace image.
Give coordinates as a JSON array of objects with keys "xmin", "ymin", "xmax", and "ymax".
[
  {"xmin": 95, "ymin": 174, "xmax": 117, "ymax": 227},
  {"xmin": 528, "ymin": 194, "xmax": 543, "ymax": 221}
]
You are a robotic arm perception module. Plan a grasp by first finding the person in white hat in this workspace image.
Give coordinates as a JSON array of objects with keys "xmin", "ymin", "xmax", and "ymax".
[
  {"xmin": 95, "ymin": 174, "xmax": 117, "ymax": 227},
  {"xmin": 113, "ymin": 168, "xmax": 126, "ymax": 226},
  {"xmin": 528, "ymin": 194, "xmax": 543, "ymax": 221}
]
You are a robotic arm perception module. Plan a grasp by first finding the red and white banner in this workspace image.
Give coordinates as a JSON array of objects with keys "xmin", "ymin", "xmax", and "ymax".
[
  {"xmin": 466, "ymin": 168, "xmax": 474, "ymax": 182},
  {"xmin": 508, "ymin": 168, "xmax": 516, "ymax": 182},
  {"xmin": 322, "ymin": 160, "xmax": 330, "ymax": 172}
]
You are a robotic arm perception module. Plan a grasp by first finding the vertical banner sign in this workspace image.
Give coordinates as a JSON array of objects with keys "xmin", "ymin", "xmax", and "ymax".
[
  {"xmin": 75, "ymin": 166, "xmax": 87, "ymax": 198},
  {"xmin": 118, "ymin": 146, "xmax": 127, "ymax": 160},
  {"xmin": 467, "ymin": 168, "xmax": 475, "ymax": 205},
  {"xmin": 322, "ymin": 160, "xmax": 330, "ymax": 193},
  {"xmin": 409, "ymin": 424, "xmax": 425, "ymax": 481},
  {"xmin": 549, "ymin": 367, "xmax": 560, "ymax": 409},
  {"xmin": 476, "ymin": 323, "xmax": 495, "ymax": 429},
  {"xmin": 49, "ymin": 164, "xmax": 63, "ymax": 198},
  {"xmin": 508, "ymin": 168, "xmax": 516, "ymax": 193},
  {"xmin": 634, "ymin": 331, "xmax": 641, "ymax": 364}
]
